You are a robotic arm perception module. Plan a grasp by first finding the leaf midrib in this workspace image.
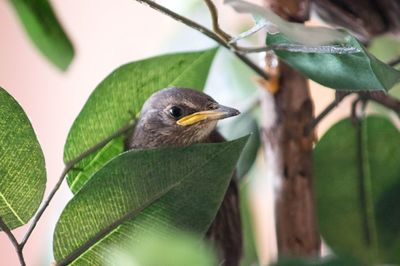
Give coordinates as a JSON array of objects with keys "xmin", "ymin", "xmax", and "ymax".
[{"xmin": 0, "ymin": 191, "xmax": 25, "ymax": 225}]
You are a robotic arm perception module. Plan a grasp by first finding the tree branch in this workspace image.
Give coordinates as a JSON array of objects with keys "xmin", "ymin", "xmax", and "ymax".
[
  {"xmin": 134, "ymin": 0, "xmax": 269, "ymax": 80},
  {"xmin": 309, "ymin": 91, "xmax": 351, "ymax": 131},
  {"xmin": 360, "ymin": 92, "xmax": 400, "ymax": 116},
  {"xmin": 20, "ymin": 121, "xmax": 137, "ymax": 248},
  {"xmin": 0, "ymin": 217, "xmax": 25, "ymax": 266},
  {"xmin": 203, "ymin": 0, "xmax": 231, "ymax": 42}
]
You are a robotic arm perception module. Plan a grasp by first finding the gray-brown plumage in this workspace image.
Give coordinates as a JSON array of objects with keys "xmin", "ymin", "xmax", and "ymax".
[{"xmin": 125, "ymin": 87, "xmax": 242, "ymax": 266}]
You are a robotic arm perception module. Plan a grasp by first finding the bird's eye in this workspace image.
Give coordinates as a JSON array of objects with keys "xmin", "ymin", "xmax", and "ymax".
[{"xmin": 169, "ymin": 106, "xmax": 183, "ymax": 119}]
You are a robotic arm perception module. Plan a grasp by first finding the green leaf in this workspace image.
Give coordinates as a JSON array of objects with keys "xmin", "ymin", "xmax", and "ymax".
[
  {"xmin": 220, "ymin": 111, "xmax": 260, "ymax": 180},
  {"xmin": 64, "ymin": 48, "xmax": 218, "ymax": 193},
  {"xmin": 110, "ymin": 229, "xmax": 218, "ymax": 266},
  {"xmin": 273, "ymin": 256, "xmax": 363, "ymax": 266},
  {"xmin": 0, "ymin": 87, "xmax": 46, "ymax": 230},
  {"xmin": 267, "ymin": 33, "xmax": 400, "ymax": 91},
  {"xmin": 239, "ymin": 182, "xmax": 259, "ymax": 266},
  {"xmin": 369, "ymin": 36, "xmax": 400, "ymax": 65},
  {"xmin": 10, "ymin": 0, "xmax": 74, "ymax": 70},
  {"xmin": 368, "ymin": 36, "xmax": 400, "ymax": 98},
  {"xmin": 54, "ymin": 136, "xmax": 248, "ymax": 265},
  {"xmin": 314, "ymin": 116, "xmax": 400, "ymax": 264}
]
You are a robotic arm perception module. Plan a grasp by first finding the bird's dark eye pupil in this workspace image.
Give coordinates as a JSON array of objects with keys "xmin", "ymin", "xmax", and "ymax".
[{"xmin": 169, "ymin": 106, "xmax": 183, "ymax": 118}]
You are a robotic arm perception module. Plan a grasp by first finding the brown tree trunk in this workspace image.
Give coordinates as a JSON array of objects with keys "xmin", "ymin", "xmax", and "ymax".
[{"xmin": 261, "ymin": 0, "xmax": 321, "ymax": 257}]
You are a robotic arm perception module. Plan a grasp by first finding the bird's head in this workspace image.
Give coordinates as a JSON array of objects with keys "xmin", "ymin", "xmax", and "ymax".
[{"xmin": 130, "ymin": 87, "xmax": 240, "ymax": 147}]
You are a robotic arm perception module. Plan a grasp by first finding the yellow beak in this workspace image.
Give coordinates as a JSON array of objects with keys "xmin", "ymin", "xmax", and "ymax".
[{"xmin": 177, "ymin": 105, "xmax": 240, "ymax": 126}]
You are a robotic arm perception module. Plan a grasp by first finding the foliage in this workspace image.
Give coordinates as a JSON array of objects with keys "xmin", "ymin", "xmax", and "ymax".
[
  {"xmin": 267, "ymin": 33, "xmax": 400, "ymax": 91},
  {"xmin": 220, "ymin": 110, "xmax": 261, "ymax": 180},
  {"xmin": 109, "ymin": 229, "xmax": 218, "ymax": 266},
  {"xmin": 314, "ymin": 116, "xmax": 400, "ymax": 264},
  {"xmin": 10, "ymin": 0, "xmax": 74, "ymax": 70},
  {"xmin": 273, "ymin": 255, "xmax": 363, "ymax": 266},
  {"xmin": 0, "ymin": 87, "xmax": 46, "ymax": 230},
  {"xmin": 1, "ymin": 1, "xmax": 400, "ymax": 266},
  {"xmin": 54, "ymin": 137, "xmax": 248, "ymax": 265}
]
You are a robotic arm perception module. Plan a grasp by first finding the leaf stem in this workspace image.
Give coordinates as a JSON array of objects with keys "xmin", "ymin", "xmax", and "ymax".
[
  {"xmin": 0, "ymin": 217, "xmax": 26, "ymax": 266},
  {"xmin": 352, "ymin": 100, "xmax": 372, "ymax": 246},
  {"xmin": 20, "ymin": 121, "xmax": 137, "ymax": 249},
  {"xmin": 134, "ymin": 0, "xmax": 269, "ymax": 80}
]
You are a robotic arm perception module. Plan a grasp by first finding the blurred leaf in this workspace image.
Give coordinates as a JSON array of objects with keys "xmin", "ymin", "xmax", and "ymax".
[
  {"xmin": 54, "ymin": 137, "xmax": 248, "ymax": 265},
  {"xmin": 369, "ymin": 35, "xmax": 400, "ymax": 65},
  {"xmin": 273, "ymin": 255, "xmax": 363, "ymax": 266},
  {"xmin": 0, "ymin": 87, "xmax": 46, "ymax": 230},
  {"xmin": 239, "ymin": 182, "xmax": 259, "ymax": 266},
  {"xmin": 314, "ymin": 116, "xmax": 400, "ymax": 264},
  {"xmin": 10, "ymin": 0, "xmax": 74, "ymax": 70},
  {"xmin": 368, "ymin": 35, "xmax": 400, "ymax": 98},
  {"xmin": 267, "ymin": 33, "xmax": 400, "ymax": 91},
  {"xmin": 110, "ymin": 229, "xmax": 218, "ymax": 266},
  {"xmin": 225, "ymin": 0, "xmax": 347, "ymax": 46},
  {"xmin": 220, "ymin": 111, "xmax": 260, "ymax": 180},
  {"xmin": 64, "ymin": 48, "xmax": 217, "ymax": 193}
]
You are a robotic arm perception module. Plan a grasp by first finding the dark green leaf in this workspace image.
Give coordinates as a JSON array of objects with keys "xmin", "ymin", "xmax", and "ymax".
[
  {"xmin": 239, "ymin": 182, "xmax": 259, "ymax": 266},
  {"xmin": 273, "ymin": 256, "xmax": 363, "ymax": 266},
  {"xmin": 54, "ymin": 136, "xmax": 248, "ymax": 265},
  {"xmin": 267, "ymin": 33, "xmax": 400, "ymax": 91},
  {"xmin": 64, "ymin": 49, "xmax": 218, "ymax": 193},
  {"xmin": 0, "ymin": 87, "xmax": 46, "ymax": 229},
  {"xmin": 10, "ymin": 0, "xmax": 74, "ymax": 70},
  {"xmin": 314, "ymin": 116, "xmax": 400, "ymax": 264}
]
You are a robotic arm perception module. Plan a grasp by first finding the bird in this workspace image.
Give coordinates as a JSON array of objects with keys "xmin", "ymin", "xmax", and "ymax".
[{"xmin": 125, "ymin": 87, "xmax": 242, "ymax": 266}]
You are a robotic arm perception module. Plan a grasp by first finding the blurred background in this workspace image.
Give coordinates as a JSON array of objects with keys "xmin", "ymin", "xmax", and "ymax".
[{"xmin": 1, "ymin": 0, "xmax": 399, "ymax": 265}]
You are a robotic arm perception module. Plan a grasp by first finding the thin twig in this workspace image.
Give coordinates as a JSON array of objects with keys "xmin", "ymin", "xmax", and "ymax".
[
  {"xmin": 20, "ymin": 121, "xmax": 137, "ymax": 248},
  {"xmin": 359, "ymin": 92, "xmax": 400, "ymax": 117},
  {"xmin": 204, "ymin": 0, "xmax": 231, "ymax": 42},
  {"xmin": 0, "ymin": 217, "xmax": 25, "ymax": 266},
  {"xmin": 308, "ymin": 91, "xmax": 351, "ymax": 131},
  {"xmin": 134, "ymin": 0, "xmax": 269, "ymax": 80}
]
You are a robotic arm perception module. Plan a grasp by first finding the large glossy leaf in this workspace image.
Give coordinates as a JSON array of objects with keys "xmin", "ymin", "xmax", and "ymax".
[
  {"xmin": 314, "ymin": 116, "xmax": 400, "ymax": 264},
  {"xmin": 64, "ymin": 49, "xmax": 217, "ymax": 193},
  {"xmin": 54, "ymin": 136, "xmax": 248, "ymax": 265},
  {"xmin": 267, "ymin": 33, "xmax": 400, "ymax": 91},
  {"xmin": 10, "ymin": 0, "xmax": 74, "ymax": 70},
  {"xmin": 0, "ymin": 87, "xmax": 46, "ymax": 230}
]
